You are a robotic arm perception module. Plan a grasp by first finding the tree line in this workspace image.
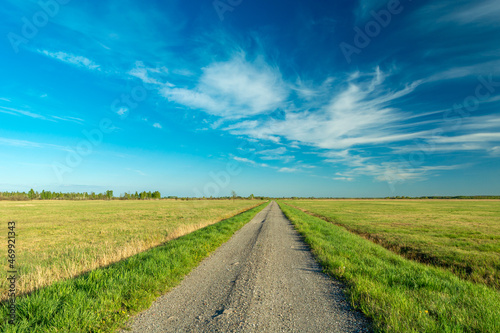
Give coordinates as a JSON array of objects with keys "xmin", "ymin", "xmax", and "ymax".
[
  {"xmin": 285, "ymin": 196, "xmax": 500, "ymax": 200},
  {"xmin": 0, "ymin": 190, "xmax": 162, "ymax": 201},
  {"xmin": 0, "ymin": 190, "xmax": 268, "ymax": 201}
]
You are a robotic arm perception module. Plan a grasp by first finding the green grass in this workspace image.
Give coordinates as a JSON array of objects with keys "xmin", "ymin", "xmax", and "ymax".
[
  {"xmin": 0, "ymin": 199, "xmax": 262, "ymax": 299},
  {"xmin": 284, "ymin": 199, "xmax": 500, "ymax": 288},
  {"xmin": 0, "ymin": 202, "xmax": 268, "ymax": 332},
  {"xmin": 278, "ymin": 202, "xmax": 500, "ymax": 333}
]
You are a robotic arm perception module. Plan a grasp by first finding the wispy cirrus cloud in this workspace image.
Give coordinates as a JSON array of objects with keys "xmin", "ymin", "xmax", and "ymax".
[
  {"xmin": 38, "ymin": 50, "xmax": 101, "ymax": 71},
  {"xmin": 256, "ymin": 147, "xmax": 295, "ymax": 163},
  {"xmin": 435, "ymin": 0, "xmax": 500, "ymax": 25},
  {"xmin": 278, "ymin": 167, "xmax": 298, "ymax": 173},
  {"xmin": 330, "ymin": 157, "xmax": 466, "ymax": 183},
  {"xmin": 0, "ymin": 103, "xmax": 86, "ymax": 124},
  {"xmin": 128, "ymin": 61, "xmax": 171, "ymax": 86},
  {"xmin": 0, "ymin": 137, "xmax": 69, "ymax": 151},
  {"xmin": 50, "ymin": 115, "xmax": 85, "ymax": 124},
  {"xmin": 232, "ymin": 156, "xmax": 270, "ymax": 168},
  {"xmin": 0, "ymin": 105, "xmax": 46, "ymax": 119},
  {"xmin": 227, "ymin": 67, "xmax": 423, "ymax": 150},
  {"xmin": 334, "ymin": 176, "xmax": 354, "ymax": 181}
]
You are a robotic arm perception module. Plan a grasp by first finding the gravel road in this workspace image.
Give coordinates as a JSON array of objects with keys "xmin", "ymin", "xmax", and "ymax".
[{"xmin": 122, "ymin": 201, "xmax": 370, "ymax": 332}]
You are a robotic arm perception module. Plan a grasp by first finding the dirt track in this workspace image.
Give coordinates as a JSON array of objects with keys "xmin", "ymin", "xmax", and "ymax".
[{"xmin": 122, "ymin": 201, "xmax": 370, "ymax": 332}]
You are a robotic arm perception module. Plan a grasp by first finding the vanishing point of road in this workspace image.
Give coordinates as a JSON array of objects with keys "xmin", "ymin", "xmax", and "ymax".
[{"xmin": 123, "ymin": 202, "xmax": 370, "ymax": 332}]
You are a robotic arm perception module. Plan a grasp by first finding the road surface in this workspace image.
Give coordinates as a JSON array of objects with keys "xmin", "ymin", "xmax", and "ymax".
[{"xmin": 122, "ymin": 201, "xmax": 370, "ymax": 332}]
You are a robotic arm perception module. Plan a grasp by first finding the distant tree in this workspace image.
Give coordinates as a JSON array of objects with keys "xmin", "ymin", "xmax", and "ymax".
[
  {"xmin": 105, "ymin": 190, "xmax": 113, "ymax": 200},
  {"xmin": 231, "ymin": 190, "xmax": 237, "ymax": 200},
  {"xmin": 28, "ymin": 188, "xmax": 35, "ymax": 200}
]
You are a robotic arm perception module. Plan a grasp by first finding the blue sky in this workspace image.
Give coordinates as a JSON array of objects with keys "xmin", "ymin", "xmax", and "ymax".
[{"xmin": 1, "ymin": 0, "xmax": 499, "ymax": 197}]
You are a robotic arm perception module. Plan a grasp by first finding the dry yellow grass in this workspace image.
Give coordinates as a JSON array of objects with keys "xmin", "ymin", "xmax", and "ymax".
[{"xmin": 0, "ymin": 199, "xmax": 262, "ymax": 300}]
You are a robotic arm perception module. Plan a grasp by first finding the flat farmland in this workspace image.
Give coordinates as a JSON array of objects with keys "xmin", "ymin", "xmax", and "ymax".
[
  {"xmin": 285, "ymin": 199, "xmax": 500, "ymax": 288},
  {"xmin": 0, "ymin": 199, "xmax": 262, "ymax": 300}
]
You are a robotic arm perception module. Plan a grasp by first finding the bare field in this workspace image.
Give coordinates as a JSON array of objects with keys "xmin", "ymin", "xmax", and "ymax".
[{"xmin": 0, "ymin": 199, "xmax": 262, "ymax": 300}]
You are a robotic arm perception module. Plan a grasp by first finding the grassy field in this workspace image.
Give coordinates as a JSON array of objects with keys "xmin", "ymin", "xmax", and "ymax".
[
  {"xmin": 0, "ymin": 202, "xmax": 268, "ymax": 332},
  {"xmin": 0, "ymin": 199, "xmax": 262, "ymax": 300},
  {"xmin": 284, "ymin": 199, "xmax": 500, "ymax": 288},
  {"xmin": 278, "ymin": 202, "xmax": 500, "ymax": 332}
]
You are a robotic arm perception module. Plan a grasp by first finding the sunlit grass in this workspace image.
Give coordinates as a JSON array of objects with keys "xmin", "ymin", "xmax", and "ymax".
[
  {"xmin": 278, "ymin": 202, "xmax": 500, "ymax": 333},
  {"xmin": 0, "ymin": 202, "xmax": 268, "ymax": 332},
  {"xmin": 0, "ymin": 199, "xmax": 262, "ymax": 300},
  {"xmin": 284, "ymin": 199, "xmax": 500, "ymax": 288}
]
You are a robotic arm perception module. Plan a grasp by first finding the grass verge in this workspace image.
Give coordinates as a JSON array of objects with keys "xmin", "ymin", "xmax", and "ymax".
[
  {"xmin": 278, "ymin": 202, "xmax": 500, "ymax": 333},
  {"xmin": 0, "ymin": 202, "xmax": 268, "ymax": 332}
]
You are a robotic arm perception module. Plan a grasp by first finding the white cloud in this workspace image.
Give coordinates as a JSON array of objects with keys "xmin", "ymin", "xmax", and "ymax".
[
  {"xmin": 232, "ymin": 156, "xmax": 274, "ymax": 169},
  {"xmin": 50, "ymin": 115, "xmax": 84, "ymax": 124},
  {"xmin": 233, "ymin": 156, "xmax": 255, "ymax": 164},
  {"xmin": 161, "ymin": 54, "xmax": 289, "ymax": 119},
  {"xmin": 433, "ymin": 133, "xmax": 500, "ymax": 143},
  {"xmin": 335, "ymin": 159, "xmax": 465, "ymax": 183},
  {"xmin": 256, "ymin": 147, "xmax": 295, "ymax": 162},
  {"xmin": 258, "ymin": 147, "xmax": 287, "ymax": 155},
  {"xmin": 425, "ymin": 61, "xmax": 500, "ymax": 82},
  {"xmin": 489, "ymin": 146, "xmax": 500, "ymax": 156},
  {"xmin": 227, "ymin": 68, "xmax": 423, "ymax": 150},
  {"xmin": 278, "ymin": 167, "xmax": 297, "ymax": 173},
  {"xmin": 128, "ymin": 61, "xmax": 172, "ymax": 86},
  {"xmin": 38, "ymin": 50, "xmax": 101, "ymax": 71},
  {"xmin": 0, "ymin": 137, "xmax": 69, "ymax": 151},
  {"xmin": 153, "ymin": 123, "xmax": 162, "ymax": 129},
  {"xmin": 334, "ymin": 177, "xmax": 354, "ymax": 181},
  {"xmin": 0, "ymin": 105, "xmax": 46, "ymax": 119}
]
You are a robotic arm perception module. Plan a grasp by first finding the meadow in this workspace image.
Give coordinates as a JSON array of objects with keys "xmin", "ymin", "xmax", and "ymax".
[
  {"xmin": 284, "ymin": 199, "xmax": 500, "ymax": 288},
  {"xmin": 0, "ymin": 203, "xmax": 268, "ymax": 332},
  {"xmin": 278, "ymin": 202, "xmax": 500, "ymax": 332},
  {"xmin": 0, "ymin": 199, "xmax": 262, "ymax": 300}
]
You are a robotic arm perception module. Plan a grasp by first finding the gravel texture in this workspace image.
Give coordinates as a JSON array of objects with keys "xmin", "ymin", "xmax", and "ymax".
[{"xmin": 121, "ymin": 201, "xmax": 371, "ymax": 332}]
